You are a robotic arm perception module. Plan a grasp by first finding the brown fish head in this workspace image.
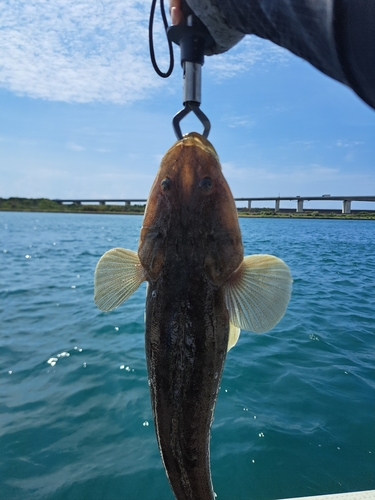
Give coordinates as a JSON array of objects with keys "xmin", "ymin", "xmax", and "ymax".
[{"xmin": 138, "ymin": 132, "xmax": 243, "ymax": 286}]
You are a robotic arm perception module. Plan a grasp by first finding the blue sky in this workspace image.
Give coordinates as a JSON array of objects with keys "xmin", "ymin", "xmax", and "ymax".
[{"xmin": 1, "ymin": 0, "xmax": 374, "ymax": 210}]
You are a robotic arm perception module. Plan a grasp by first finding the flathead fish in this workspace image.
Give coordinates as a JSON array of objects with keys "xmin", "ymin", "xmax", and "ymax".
[{"xmin": 94, "ymin": 132, "xmax": 292, "ymax": 500}]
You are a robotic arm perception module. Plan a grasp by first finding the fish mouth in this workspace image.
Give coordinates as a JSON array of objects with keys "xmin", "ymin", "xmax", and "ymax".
[{"xmin": 171, "ymin": 132, "xmax": 220, "ymax": 167}]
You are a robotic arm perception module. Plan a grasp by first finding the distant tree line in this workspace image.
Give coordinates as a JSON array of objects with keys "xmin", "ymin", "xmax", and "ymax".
[
  {"xmin": 0, "ymin": 197, "xmax": 146, "ymax": 214},
  {"xmin": 1, "ymin": 197, "xmax": 374, "ymax": 219}
]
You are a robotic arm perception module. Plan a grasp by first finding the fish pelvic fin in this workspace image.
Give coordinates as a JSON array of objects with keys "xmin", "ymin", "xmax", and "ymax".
[
  {"xmin": 94, "ymin": 248, "xmax": 146, "ymax": 312},
  {"xmin": 227, "ymin": 322, "xmax": 241, "ymax": 351},
  {"xmin": 225, "ymin": 254, "xmax": 292, "ymax": 334}
]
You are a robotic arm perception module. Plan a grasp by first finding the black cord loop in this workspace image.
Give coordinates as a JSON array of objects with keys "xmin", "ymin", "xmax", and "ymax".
[{"xmin": 149, "ymin": 0, "xmax": 174, "ymax": 78}]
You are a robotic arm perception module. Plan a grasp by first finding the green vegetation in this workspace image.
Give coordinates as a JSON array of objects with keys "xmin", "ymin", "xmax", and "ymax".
[
  {"xmin": 236, "ymin": 206, "xmax": 375, "ymax": 219},
  {"xmin": 0, "ymin": 197, "xmax": 145, "ymax": 214},
  {"xmin": 1, "ymin": 197, "xmax": 375, "ymax": 219}
]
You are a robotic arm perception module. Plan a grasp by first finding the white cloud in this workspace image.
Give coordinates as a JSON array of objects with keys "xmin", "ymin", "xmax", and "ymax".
[
  {"xmin": 221, "ymin": 115, "xmax": 256, "ymax": 129},
  {"xmin": 222, "ymin": 161, "xmax": 336, "ymax": 184},
  {"xmin": 221, "ymin": 159, "xmax": 375, "ymax": 199},
  {"xmin": 0, "ymin": 0, "xmax": 165, "ymax": 103},
  {"xmin": 66, "ymin": 142, "xmax": 85, "ymax": 151},
  {"xmin": 95, "ymin": 148, "xmax": 112, "ymax": 153},
  {"xmin": 205, "ymin": 36, "xmax": 290, "ymax": 79},
  {"xmin": 335, "ymin": 140, "xmax": 365, "ymax": 148},
  {"xmin": 1, "ymin": 162, "xmax": 155, "ymax": 199},
  {"xmin": 0, "ymin": 1, "xmax": 290, "ymax": 104}
]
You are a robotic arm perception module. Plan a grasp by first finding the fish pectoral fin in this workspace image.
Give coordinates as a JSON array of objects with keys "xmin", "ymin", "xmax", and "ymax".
[
  {"xmin": 94, "ymin": 248, "xmax": 146, "ymax": 312},
  {"xmin": 225, "ymin": 254, "xmax": 292, "ymax": 334},
  {"xmin": 227, "ymin": 322, "xmax": 241, "ymax": 351}
]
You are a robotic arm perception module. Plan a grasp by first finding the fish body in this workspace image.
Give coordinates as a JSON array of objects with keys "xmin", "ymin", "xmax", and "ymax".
[
  {"xmin": 139, "ymin": 134, "xmax": 243, "ymax": 498},
  {"xmin": 94, "ymin": 133, "xmax": 292, "ymax": 499}
]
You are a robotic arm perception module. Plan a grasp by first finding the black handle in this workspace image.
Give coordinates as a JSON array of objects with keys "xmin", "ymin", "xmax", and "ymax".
[{"xmin": 167, "ymin": 16, "xmax": 214, "ymax": 66}]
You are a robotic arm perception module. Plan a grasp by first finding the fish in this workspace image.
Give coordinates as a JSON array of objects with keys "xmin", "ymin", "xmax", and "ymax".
[{"xmin": 94, "ymin": 132, "xmax": 292, "ymax": 500}]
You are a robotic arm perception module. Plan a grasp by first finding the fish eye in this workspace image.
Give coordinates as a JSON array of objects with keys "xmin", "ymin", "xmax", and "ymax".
[
  {"xmin": 199, "ymin": 177, "xmax": 213, "ymax": 192},
  {"xmin": 161, "ymin": 177, "xmax": 172, "ymax": 191}
]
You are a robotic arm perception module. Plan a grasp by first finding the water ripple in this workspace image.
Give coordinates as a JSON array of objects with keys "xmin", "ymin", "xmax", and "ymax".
[{"xmin": 1, "ymin": 213, "xmax": 374, "ymax": 500}]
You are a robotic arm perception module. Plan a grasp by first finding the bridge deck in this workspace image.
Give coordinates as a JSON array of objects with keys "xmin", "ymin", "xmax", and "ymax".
[
  {"xmin": 53, "ymin": 196, "xmax": 375, "ymax": 215},
  {"xmin": 54, "ymin": 196, "xmax": 375, "ymax": 203}
]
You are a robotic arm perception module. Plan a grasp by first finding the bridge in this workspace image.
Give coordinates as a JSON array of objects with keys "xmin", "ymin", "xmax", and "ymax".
[
  {"xmin": 53, "ymin": 196, "xmax": 375, "ymax": 214},
  {"xmin": 235, "ymin": 196, "xmax": 375, "ymax": 213}
]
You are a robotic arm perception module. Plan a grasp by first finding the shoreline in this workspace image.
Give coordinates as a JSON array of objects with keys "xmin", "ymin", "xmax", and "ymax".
[
  {"xmin": 2, "ymin": 208, "xmax": 375, "ymax": 220},
  {"xmin": 1, "ymin": 198, "xmax": 375, "ymax": 220}
]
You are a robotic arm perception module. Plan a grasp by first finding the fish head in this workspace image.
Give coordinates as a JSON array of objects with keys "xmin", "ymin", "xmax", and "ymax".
[{"xmin": 139, "ymin": 132, "xmax": 243, "ymax": 285}]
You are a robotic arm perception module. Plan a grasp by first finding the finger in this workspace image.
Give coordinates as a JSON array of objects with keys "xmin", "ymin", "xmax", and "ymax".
[
  {"xmin": 171, "ymin": 6, "xmax": 184, "ymax": 25},
  {"xmin": 169, "ymin": 0, "xmax": 184, "ymax": 25}
]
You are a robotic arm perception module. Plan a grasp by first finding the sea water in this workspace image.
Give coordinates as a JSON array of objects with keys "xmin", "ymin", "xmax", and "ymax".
[{"xmin": 1, "ymin": 212, "xmax": 374, "ymax": 500}]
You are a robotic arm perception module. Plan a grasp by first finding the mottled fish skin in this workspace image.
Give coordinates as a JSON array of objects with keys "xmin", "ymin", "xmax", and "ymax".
[
  {"xmin": 94, "ymin": 132, "xmax": 292, "ymax": 498},
  {"xmin": 138, "ymin": 133, "xmax": 243, "ymax": 499}
]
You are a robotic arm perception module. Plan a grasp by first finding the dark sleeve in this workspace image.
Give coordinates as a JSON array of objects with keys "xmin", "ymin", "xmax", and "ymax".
[{"xmin": 187, "ymin": 0, "xmax": 375, "ymax": 109}]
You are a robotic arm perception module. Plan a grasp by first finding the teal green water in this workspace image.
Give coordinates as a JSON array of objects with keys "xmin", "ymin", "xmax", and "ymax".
[{"xmin": 1, "ymin": 212, "xmax": 374, "ymax": 500}]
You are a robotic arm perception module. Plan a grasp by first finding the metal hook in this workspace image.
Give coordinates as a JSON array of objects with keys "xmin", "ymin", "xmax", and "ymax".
[
  {"xmin": 172, "ymin": 102, "xmax": 211, "ymax": 140},
  {"xmin": 167, "ymin": 17, "xmax": 214, "ymax": 141}
]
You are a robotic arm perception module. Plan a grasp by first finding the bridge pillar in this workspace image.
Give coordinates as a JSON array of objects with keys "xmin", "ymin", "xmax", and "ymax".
[
  {"xmin": 99, "ymin": 201, "xmax": 105, "ymax": 206},
  {"xmin": 275, "ymin": 199, "xmax": 280, "ymax": 213},
  {"xmin": 125, "ymin": 201, "xmax": 130, "ymax": 207},
  {"xmin": 342, "ymin": 200, "xmax": 351, "ymax": 214},
  {"xmin": 247, "ymin": 200, "xmax": 251, "ymax": 211},
  {"xmin": 74, "ymin": 201, "xmax": 82, "ymax": 205},
  {"xmin": 296, "ymin": 199, "xmax": 304, "ymax": 212}
]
